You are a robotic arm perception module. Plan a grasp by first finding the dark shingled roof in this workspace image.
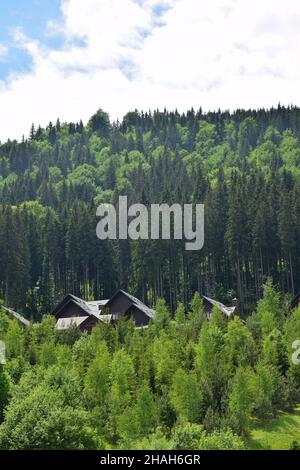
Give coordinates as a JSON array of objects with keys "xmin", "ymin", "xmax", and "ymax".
[
  {"xmin": 53, "ymin": 294, "xmax": 109, "ymax": 319},
  {"xmin": 110, "ymin": 289, "xmax": 156, "ymax": 318}
]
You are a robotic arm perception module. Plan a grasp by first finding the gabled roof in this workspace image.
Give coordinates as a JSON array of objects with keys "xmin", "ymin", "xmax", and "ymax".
[
  {"xmin": 86, "ymin": 300, "xmax": 109, "ymax": 319},
  {"xmin": 53, "ymin": 293, "xmax": 109, "ymax": 319},
  {"xmin": 53, "ymin": 290, "xmax": 155, "ymax": 330},
  {"xmin": 2, "ymin": 306, "xmax": 30, "ymax": 327},
  {"xmin": 203, "ymin": 295, "xmax": 236, "ymax": 318},
  {"xmin": 106, "ymin": 289, "xmax": 156, "ymax": 318}
]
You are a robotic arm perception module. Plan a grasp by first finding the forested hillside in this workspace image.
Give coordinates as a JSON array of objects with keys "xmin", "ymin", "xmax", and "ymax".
[{"xmin": 1, "ymin": 106, "xmax": 300, "ymax": 316}]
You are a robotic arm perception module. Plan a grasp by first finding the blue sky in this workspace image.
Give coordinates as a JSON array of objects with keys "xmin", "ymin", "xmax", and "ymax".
[
  {"xmin": 0, "ymin": 0, "xmax": 299, "ymax": 142},
  {"xmin": 0, "ymin": 0, "xmax": 62, "ymax": 78}
]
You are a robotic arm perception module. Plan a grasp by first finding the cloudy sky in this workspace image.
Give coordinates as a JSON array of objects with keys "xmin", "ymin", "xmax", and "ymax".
[{"xmin": 0, "ymin": 0, "xmax": 299, "ymax": 141}]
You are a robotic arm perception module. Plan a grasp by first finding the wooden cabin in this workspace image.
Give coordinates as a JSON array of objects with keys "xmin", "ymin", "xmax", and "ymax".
[
  {"xmin": 104, "ymin": 289, "xmax": 155, "ymax": 327},
  {"xmin": 202, "ymin": 295, "xmax": 238, "ymax": 320},
  {"xmin": 53, "ymin": 290, "xmax": 155, "ymax": 332},
  {"xmin": 52, "ymin": 294, "xmax": 109, "ymax": 333}
]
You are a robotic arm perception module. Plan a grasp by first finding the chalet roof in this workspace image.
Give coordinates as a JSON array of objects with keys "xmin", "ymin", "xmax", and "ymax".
[
  {"xmin": 53, "ymin": 294, "xmax": 109, "ymax": 320},
  {"xmin": 86, "ymin": 300, "xmax": 109, "ymax": 319},
  {"xmin": 203, "ymin": 295, "xmax": 236, "ymax": 318},
  {"xmin": 2, "ymin": 306, "xmax": 30, "ymax": 327},
  {"xmin": 53, "ymin": 290, "xmax": 155, "ymax": 330},
  {"xmin": 116, "ymin": 289, "xmax": 156, "ymax": 318},
  {"xmin": 56, "ymin": 316, "xmax": 89, "ymax": 330}
]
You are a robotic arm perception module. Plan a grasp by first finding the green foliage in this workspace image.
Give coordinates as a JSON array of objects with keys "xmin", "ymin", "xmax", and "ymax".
[
  {"xmin": 199, "ymin": 428, "xmax": 246, "ymax": 450},
  {"xmin": 284, "ymin": 305, "xmax": 300, "ymax": 355},
  {"xmin": 153, "ymin": 332, "xmax": 180, "ymax": 389},
  {"xmin": 4, "ymin": 320, "xmax": 24, "ymax": 358},
  {"xmin": 194, "ymin": 322, "xmax": 226, "ymax": 410},
  {"xmin": 109, "ymin": 349, "xmax": 135, "ymax": 438},
  {"xmin": 1, "ymin": 107, "xmax": 300, "ymax": 316},
  {"xmin": 172, "ymin": 423, "xmax": 204, "ymax": 450},
  {"xmin": 0, "ymin": 386, "xmax": 98, "ymax": 450},
  {"xmin": 117, "ymin": 383, "xmax": 156, "ymax": 443},
  {"xmin": 0, "ymin": 286, "xmax": 298, "ymax": 449},
  {"xmin": 170, "ymin": 369, "xmax": 203, "ymax": 423},
  {"xmin": 0, "ymin": 309, "xmax": 9, "ymax": 336},
  {"xmin": 257, "ymin": 279, "xmax": 283, "ymax": 336},
  {"xmin": 209, "ymin": 305, "xmax": 226, "ymax": 331},
  {"xmin": 150, "ymin": 298, "xmax": 171, "ymax": 334},
  {"xmin": 185, "ymin": 293, "xmax": 206, "ymax": 341},
  {"xmin": 88, "ymin": 109, "xmax": 111, "ymax": 138},
  {"xmin": 134, "ymin": 383, "xmax": 156, "ymax": 435},
  {"xmin": 0, "ymin": 105, "xmax": 300, "ymax": 449},
  {"xmin": 131, "ymin": 429, "xmax": 172, "ymax": 451},
  {"xmin": 174, "ymin": 303, "xmax": 186, "ymax": 324},
  {"xmin": 84, "ymin": 341, "xmax": 111, "ymax": 408},
  {"xmin": 252, "ymin": 362, "xmax": 276, "ymax": 418},
  {"xmin": 225, "ymin": 317, "xmax": 255, "ymax": 372},
  {"xmin": 261, "ymin": 329, "xmax": 289, "ymax": 374},
  {"xmin": 229, "ymin": 366, "xmax": 256, "ymax": 434},
  {"xmin": 0, "ymin": 365, "xmax": 11, "ymax": 422}
]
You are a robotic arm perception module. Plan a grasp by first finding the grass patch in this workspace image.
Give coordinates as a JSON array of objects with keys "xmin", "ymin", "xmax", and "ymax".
[{"xmin": 247, "ymin": 407, "xmax": 300, "ymax": 450}]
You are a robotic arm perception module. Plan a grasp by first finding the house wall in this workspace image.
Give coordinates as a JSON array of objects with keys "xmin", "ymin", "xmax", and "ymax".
[
  {"xmin": 81, "ymin": 316, "xmax": 99, "ymax": 333},
  {"xmin": 56, "ymin": 301, "xmax": 87, "ymax": 319},
  {"xmin": 108, "ymin": 293, "xmax": 133, "ymax": 315},
  {"xmin": 124, "ymin": 306, "xmax": 149, "ymax": 326}
]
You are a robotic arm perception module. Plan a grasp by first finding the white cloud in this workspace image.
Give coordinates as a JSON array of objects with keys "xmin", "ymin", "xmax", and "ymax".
[
  {"xmin": 0, "ymin": 44, "xmax": 8, "ymax": 59},
  {"xmin": 0, "ymin": 0, "xmax": 299, "ymax": 141}
]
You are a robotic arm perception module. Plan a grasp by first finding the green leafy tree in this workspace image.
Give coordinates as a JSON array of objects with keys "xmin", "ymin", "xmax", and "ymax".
[
  {"xmin": 225, "ymin": 316, "xmax": 255, "ymax": 373},
  {"xmin": 199, "ymin": 428, "xmax": 246, "ymax": 450},
  {"xmin": 252, "ymin": 362, "xmax": 276, "ymax": 418},
  {"xmin": 257, "ymin": 279, "xmax": 283, "ymax": 336},
  {"xmin": 150, "ymin": 299, "xmax": 171, "ymax": 334},
  {"xmin": 4, "ymin": 320, "xmax": 24, "ymax": 359},
  {"xmin": 194, "ymin": 322, "xmax": 226, "ymax": 410},
  {"xmin": 84, "ymin": 341, "xmax": 111, "ymax": 408},
  {"xmin": 229, "ymin": 366, "xmax": 256, "ymax": 435},
  {"xmin": 117, "ymin": 383, "xmax": 156, "ymax": 443},
  {"xmin": 172, "ymin": 423, "xmax": 204, "ymax": 450},
  {"xmin": 170, "ymin": 368, "xmax": 203, "ymax": 423},
  {"xmin": 153, "ymin": 332, "xmax": 180, "ymax": 389},
  {"xmin": 188, "ymin": 292, "xmax": 206, "ymax": 338},
  {"xmin": 0, "ymin": 365, "xmax": 11, "ymax": 422},
  {"xmin": 0, "ymin": 386, "xmax": 98, "ymax": 450}
]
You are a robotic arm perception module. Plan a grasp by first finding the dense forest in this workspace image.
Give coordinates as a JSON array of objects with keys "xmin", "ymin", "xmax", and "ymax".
[
  {"xmin": 1, "ymin": 105, "xmax": 300, "ymax": 316},
  {"xmin": 0, "ymin": 282, "xmax": 300, "ymax": 450}
]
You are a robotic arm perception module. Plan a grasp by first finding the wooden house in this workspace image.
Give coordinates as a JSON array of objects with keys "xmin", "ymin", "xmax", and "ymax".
[
  {"xmin": 53, "ymin": 290, "xmax": 155, "ymax": 332},
  {"xmin": 53, "ymin": 294, "xmax": 109, "ymax": 333},
  {"xmin": 103, "ymin": 289, "xmax": 156, "ymax": 327}
]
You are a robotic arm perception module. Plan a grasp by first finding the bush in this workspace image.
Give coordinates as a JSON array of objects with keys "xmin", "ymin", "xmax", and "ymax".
[
  {"xmin": 172, "ymin": 423, "xmax": 204, "ymax": 450},
  {"xmin": 199, "ymin": 428, "xmax": 246, "ymax": 450}
]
